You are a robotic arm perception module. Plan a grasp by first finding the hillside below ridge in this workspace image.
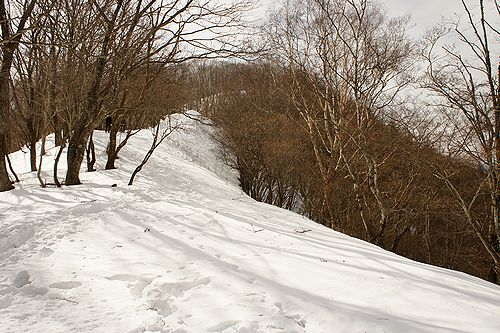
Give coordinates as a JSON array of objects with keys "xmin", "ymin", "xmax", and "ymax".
[{"xmin": 0, "ymin": 112, "xmax": 499, "ymax": 333}]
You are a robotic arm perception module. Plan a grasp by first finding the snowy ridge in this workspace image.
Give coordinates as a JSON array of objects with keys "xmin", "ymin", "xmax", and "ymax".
[{"xmin": 1, "ymin": 112, "xmax": 500, "ymax": 333}]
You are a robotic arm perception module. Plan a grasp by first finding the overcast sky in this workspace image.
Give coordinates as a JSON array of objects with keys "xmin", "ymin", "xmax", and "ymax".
[
  {"xmin": 257, "ymin": 0, "xmax": 499, "ymax": 39},
  {"xmin": 381, "ymin": 0, "xmax": 464, "ymax": 36}
]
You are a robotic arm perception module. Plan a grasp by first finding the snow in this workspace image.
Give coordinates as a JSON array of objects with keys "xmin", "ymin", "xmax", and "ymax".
[{"xmin": 1, "ymin": 112, "xmax": 500, "ymax": 333}]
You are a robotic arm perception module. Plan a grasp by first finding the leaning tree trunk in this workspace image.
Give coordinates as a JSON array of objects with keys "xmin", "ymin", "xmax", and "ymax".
[
  {"xmin": 86, "ymin": 131, "xmax": 96, "ymax": 172},
  {"xmin": 36, "ymin": 139, "xmax": 45, "ymax": 188},
  {"xmin": 53, "ymin": 113, "xmax": 63, "ymax": 147},
  {"xmin": 5, "ymin": 153, "xmax": 19, "ymax": 182},
  {"xmin": 53, "ymin": 139, "xmax": 66, "ymax": 187}
]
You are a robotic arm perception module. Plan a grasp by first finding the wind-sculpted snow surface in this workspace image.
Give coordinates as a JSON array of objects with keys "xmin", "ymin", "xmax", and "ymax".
[{"xmin": 1, "ymin": 112, "xmax": 500, "ymax": 333}]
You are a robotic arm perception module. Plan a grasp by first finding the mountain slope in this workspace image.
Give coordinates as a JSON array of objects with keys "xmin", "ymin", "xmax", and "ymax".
[{"xmin": 1, "ymin": 112, "xmax": 499, "ymax": 333}]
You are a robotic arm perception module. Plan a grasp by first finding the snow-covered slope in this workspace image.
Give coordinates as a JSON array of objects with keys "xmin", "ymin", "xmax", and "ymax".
[{"xmin": 1, "ymin": 112, "xmax": 500, "ymax": 333}]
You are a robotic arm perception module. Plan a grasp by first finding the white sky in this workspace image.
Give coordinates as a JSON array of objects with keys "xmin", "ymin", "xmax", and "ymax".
[
  {"xmin": 382, "ymin": 0, "xmax": 463, "ymax": 36},
  {"xmin": 256, "ymin": 0, "xmax": 499, "ymax": 39}
]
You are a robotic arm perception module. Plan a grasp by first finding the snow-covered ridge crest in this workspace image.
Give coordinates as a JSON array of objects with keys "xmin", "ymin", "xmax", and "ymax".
[{"xmin": 1, "ymin": 112, "xmax": 500, "ymax": 333}]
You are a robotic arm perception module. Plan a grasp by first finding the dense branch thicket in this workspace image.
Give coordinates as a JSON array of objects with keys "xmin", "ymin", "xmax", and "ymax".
[
  {"xmin": 422, "ymin": 0, "xmax": 500, "ymax": 282},
  {"xmin": 185, "ymin": 0, "xmax": 498, "ymax": 284},
  {"xmin": 188, "ymin": 61, "xmax": 494, "ymax": 282}
]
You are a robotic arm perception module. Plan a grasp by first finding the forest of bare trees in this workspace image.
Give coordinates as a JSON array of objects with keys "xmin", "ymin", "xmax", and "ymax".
[
  {"xmin": 186, "ymin": 0, "xmax": 499, "ymax": 283},
  {"xmin": 1, "ymin": 0, "xmax": 499, "ymax": 284},
  {"xmin": 0, "ymin": 0, "xmax": 253, "ymax": 188}
]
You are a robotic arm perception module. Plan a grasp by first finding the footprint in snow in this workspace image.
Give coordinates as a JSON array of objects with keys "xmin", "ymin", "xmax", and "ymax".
[
  {"xmin": 141, "ymin": 277, "xmax": 210, "ymax": 317},
  {"xmin": 105, "ymin": 274, "xmax": 154, "ymax": 298},
  {"xmin": 245, "ymin": 291, "xmax": 266, "ymax": 303},
  {"xmin": 237, "ymin": 321, "xmax": 260, "ymax": 333},
  {"xmin": 0, "ymin": 295, "xmax": 12, "ymax": 310},
  {"xmin": 39, "ymin": 247, "xmax": 54, "ymax": 257},
  {"xmin": 207, "ymin": 320, "xmax": 240, "ymax": 332},
  {"xmin": 106, "ymin": 274, "xmax": 138, "ymax": 282},
  {"xmin": 49, "ymin": 281, "xmax": 82, "ymax": 290}
]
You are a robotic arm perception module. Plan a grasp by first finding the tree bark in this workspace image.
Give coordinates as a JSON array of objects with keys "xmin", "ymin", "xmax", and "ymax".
[
  {"xmin": 66, "ymin": 122, "xmax": 87, "ymax": 185},
  {"xmin": 53, "ymin": 140, "xmax": 65, "ymax": 187},
  {"xmin": 5, "ymin": 153, "xmax": 18, "ymax": 182},
  {"xmin": 36, "ymin": 140, "xmax": 45, "ymax": 188},
  {"xmin": 53, "ymin": 114, "xmax": 63, "ymax": 147},
  {"xmin": 86, "ymin": 131, "xmax": 96, "ymax": 172},
  {"xmin": 493, "ymin": 63, "xmax": 500, "ymax": 280},
  {"xmin": 105, "ymin": 125, "xmax": 119, "ymax": 169},
  {"xmin": 0, "ymin": 91, "xmax": 14, "ymax": 192},
  {"xmin": 27, "ymin": 118, "xmax": 37, "ymax": 172},
  {"xmin": 129, "ymin": 122, "xmax": 174, "ymax": 185},
  {"xmin": 0, "ymin": 70, "xmax": 14, "ymax": 191}
]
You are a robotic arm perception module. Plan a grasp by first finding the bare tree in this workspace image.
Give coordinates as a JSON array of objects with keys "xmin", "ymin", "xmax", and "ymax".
[
  {"xmin": 0, "ymin": 0, "xmax": 37, "ymax": 191},
  {"xmin": 12, "ymin": 15, "xmax": 51, "ymax": 173},
  {"xmin": 128, "ymin": 117, "xmax": 179, "ymax": 186},
  {"xmin": 423, "ymin": 0, "xmax": 500, "ymax": 282},
  {"xmin": 266, "ymin": 0, "xmax": 414, "ymax": 245},
  {"xmin": 60, "ymin": 0, "xmax": 253, "ymax": 186}
]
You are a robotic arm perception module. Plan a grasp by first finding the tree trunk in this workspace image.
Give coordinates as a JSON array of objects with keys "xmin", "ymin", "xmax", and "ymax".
[
  {"xmin": 105, "ymin": 125, "xmax": 119, "ymax": 169},
  {"xmin": 0, "ymin": 137, "xmax": 12, "ymax": 191},
  {"xmin": 53, "ymin": 140, "xmax": 65, "ymax": 187},
  {"xmin": 5, "ymin": 152, "xmax": 18, "ymax": 182},
  {"xmin": 29, "ymin": 141, "xmax": 37, "ymax": 171},
  {"xmin": 54, "ymin": 114, "xmax": 63, "ymax": 147},
  {"xmin": 66, "ymin": 122, "xmax": 87, "ymax": 185},
  {"xmin": 493, "ymin": 63, "xmax": 500, "ymax": 275},
  {"xmin": 50, "ymin": 41, "xmax": 62, "ymax": 147},
  {"xmin": 488, "ymin": 264, "xmax": 499, "ymax": 285},
  {"xmin": 0, "ymin": 39, "xmax": 14, "ymax": 190},
  {"xmin": 36, "ymin": 140, "xmax": 45, "ymax": 188},
  {"xmin": 129, "ymin": 164, "xmax": 143, "ymax": 186},
  {"xmin": 86, "ymin": 131, "xmax": 96, "ymax": 172},
  {"xmin": 41, "ymin": 135, "xmax": 46, "ymax": 155},
  {"xmin": 27, "ymin": 118, "xmax": 37, "ymax": 172},
  {"xmin": 66, "ymin": 0, "xmax": 123, "ymax": 185},
  {"xmin": 0, "ymin": 75, "xmax": 14, "ymax": 191}
]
